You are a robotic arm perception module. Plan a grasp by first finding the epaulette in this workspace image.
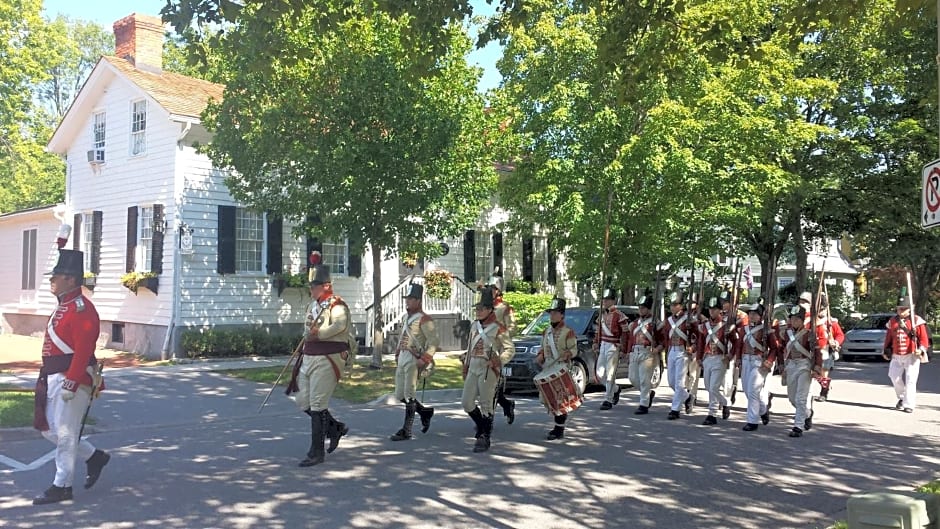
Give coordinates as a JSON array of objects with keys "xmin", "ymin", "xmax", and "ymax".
[{"xmin": 75, "ymin": 298, "xmax": 86, "ymax": 312}]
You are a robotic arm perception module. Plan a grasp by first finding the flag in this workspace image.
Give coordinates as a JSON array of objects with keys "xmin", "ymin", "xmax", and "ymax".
[{"xmin": 743, "ymin": 264, "xmax": 753, "ymax": 289}]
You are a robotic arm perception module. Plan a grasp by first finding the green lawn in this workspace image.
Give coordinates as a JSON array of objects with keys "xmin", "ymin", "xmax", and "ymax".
[
  {"xmin": 223, "ymin": 356, "xmax": 466, "ymax": 403},
  {"xmin": 0, "ymin": 388, "xmax": 34, "ymax": 428}
]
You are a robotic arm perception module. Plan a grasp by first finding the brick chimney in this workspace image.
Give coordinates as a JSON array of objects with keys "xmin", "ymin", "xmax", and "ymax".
[{"xmin": 113, "ymin": 13, "xmax": 163, "ymax": 72}]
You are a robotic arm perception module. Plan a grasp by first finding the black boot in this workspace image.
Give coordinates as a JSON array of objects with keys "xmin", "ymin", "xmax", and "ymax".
[
  {"xmin": 474, "ymin": 415, "xmax": 493, "ymax": 452},
  {"xmin": 743, "ymin": 423, "xmax": 758, "ymax": 431},
  {"xmin": 84, "ymin": 449, "xmax": 110, "ymax": 489},
  {"xmin": 300, "ymin": 410, "xmax": 326, "ymax": 467},
  {"xmin": 503, "ymin": 399, "xmax": 516, "ymax": 425},
  {"xmin": 547, "ymin": 414, "xmax": 567, "ymax": 440},
  {"xmin": 804, "ymin": 409, "xmax": 814, "ymax": 431},
  {"xmin": 814, "ymin": 378, "xmax": 830, "ymax": 402},
  {"xmin": 760, "ymin": 411, "xmax": 770, "ymax": 425},
  {"xmin": 667, "ymin": 410, "xmax": 680, "ymax": 420},
  {"xmin": 468, "ymin": 407, "xmax": 485, "ymax": 439},
  {"xmin": 702, "ymin": 415, "xmax": 717, "ymax": 425},
  {"xmin": 391, "ymin": 400, "xmax": 416, "ymax": 441},
  {"xmin": 612, "ymin": 387, "xmax": 621, "ymax": 405},
  {"xmin": 32, "ymin": 485, "xmax": 72, "ymax": 505},
  {"xmin": 324, "ymin": 409, "xmax": 348, "ymax": 454},
  {"xmin": 684, "ymin": 396, "xmax": 693, "ymax": 414},
  {"xmin": 722, "ymin": 405, "xmax": 731, "ymax": 420},
  {"xmin": 415, "ymin": 401, "xmax": 434, "ymax": 433}
]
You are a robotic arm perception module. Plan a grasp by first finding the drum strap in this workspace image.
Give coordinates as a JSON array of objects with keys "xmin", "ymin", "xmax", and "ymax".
[
  {"xmin": 472, "ymin": 321, "xmax": 497, "ymax": 357},
  {"xmin": 545, "ymin": 327, "xmax": 560, "ymax": 360},
  {"xmin": 745, "ymin": 326, "xmax": 766, "ymax": 353},
  {"xmin": 396, "ymin": 313, "xmax": 423, "ymax": 354},
  {"xmin": 633, "ymin": 317, "xmax": 654, "ymax": 343}
]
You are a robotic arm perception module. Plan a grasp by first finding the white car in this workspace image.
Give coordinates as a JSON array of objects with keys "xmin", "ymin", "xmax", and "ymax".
[{"xmin": 841, "ymin": 313, "xmax": 894, "ymax": 361}]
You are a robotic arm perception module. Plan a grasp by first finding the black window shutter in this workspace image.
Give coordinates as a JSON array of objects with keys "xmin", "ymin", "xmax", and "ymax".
[
  {"xmin": 217, "ymin": 205, "xmax": 236, "ymax": 274},
  {"xmin": 151, "ymin": 204, "xmax": 164, "ymax": 274},
  {"xmin": 126, "ymin": 206, "xmax": 138, "ymax": 273},
  {"xmin": 347, "ymin": 239, "xmax": 361, "ymax": 277},
  {"xmin": 306, "ymin": 237, "xmax": 323, "ymax": 259},
  {"xmin": 492, "ymin": 232, "xmax": 503, "ymax": 277},
  {"xmin": 547, "ymin": 236, "xmax": 557, "ymax": 285},
  {"xmin": 463, "ymin": 230, "xmax": 476, "ymax": 282},
  {"xmin": 266, "ymin": 214, "xmax": 283, "ymax": 274},
  {"xmin": 91, "ymin": 211, "xmax": 102, "ymax": 274},
  {"xmin": 72, "ymin": 214, "xmax": 82, "ymax": 251},
  {"xmin": 522, "ymin": 237, "xmax": 534, "ymax": 282}
]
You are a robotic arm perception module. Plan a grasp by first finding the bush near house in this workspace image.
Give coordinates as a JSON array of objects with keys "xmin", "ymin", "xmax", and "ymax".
[
  {"xmin": 502, "ymin": 292, "xmax": 554, "ymax": 329},
  {"xmin": 181, "ymin": 329, "xmax": 302, "ymax": 359}
]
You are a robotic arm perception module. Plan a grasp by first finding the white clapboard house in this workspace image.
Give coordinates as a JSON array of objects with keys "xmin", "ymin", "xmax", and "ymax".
[{"xmin": 0, "ymin": 13, "xmax": 573, "ymax": 359}]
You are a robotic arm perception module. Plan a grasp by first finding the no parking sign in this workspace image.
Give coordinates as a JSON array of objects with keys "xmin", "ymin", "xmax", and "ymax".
[{"xmin": 923, "ymin": 158, "xmax": 940, "ymax": 229}]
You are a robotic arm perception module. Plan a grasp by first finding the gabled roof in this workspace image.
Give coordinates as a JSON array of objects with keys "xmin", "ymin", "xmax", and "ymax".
[{"xmin": 47, "ymin": 56, "xmax": 224, "ymax": 154}]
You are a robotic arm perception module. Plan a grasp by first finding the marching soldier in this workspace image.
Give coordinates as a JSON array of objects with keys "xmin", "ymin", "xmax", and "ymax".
[
  {"xmin": 593, "ymin": 288, "xmax": 628, "ymax": 410},
  {"xmin": 389, "ymin": 282, "xmax": 439, "ymax": 441},
  {"xmin": 663, "ymin": 292, "xmax": 695, "ymax": 419},
  {"xmin": 781, "ymin": 305, "xmax": 824, "ymax": 437},
  {"xmin": 813, "ymin": 295, "xmax": 845, "ymax": 402},
  {"xmin": 721, "ymin": 292, "xmax": 748, "ymax": 406},
  {"xmin": 32, "ymin": 246, "xmax": 110, "ymax": 505},
  {"xmin": 489, "ymin": 274, "xmax": 517, "ymax": 424},
  {"xmin": 696, "ymin": 297, "xmax": 737, "ymax": 425},
  {"xmin": 883, "ymin": 291, "xmax": 931, "ymax": 413},
  {"xmin": 287, "ymin": 253, "xmax": 351, "ymax": 466},
  {"xmin": 534, "ymin": 297, "xmax": 579, "ymax": 440},
  {"xmin": 627, "ymin": 295, "xmax": 660, "ymax": 414},
  {"xmin": 737, "ymin": 298, "xmax": 780, "ymax": 431},
  {"xmin": 462, "ymin": 286, "xmax": 514, "ymax": 452},
  {"xmin": 683, "ymin": 294, "xmax": 705, "ymax": 414}
]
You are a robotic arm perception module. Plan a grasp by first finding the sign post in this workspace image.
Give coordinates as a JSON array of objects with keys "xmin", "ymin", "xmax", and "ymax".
[{"xmin": 923, "ymin": 158, "xmax": 940, "ymax": 229}]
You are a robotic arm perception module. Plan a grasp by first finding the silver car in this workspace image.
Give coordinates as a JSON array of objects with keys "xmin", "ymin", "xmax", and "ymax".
[{"xmin": 841, "ymin": 313, "xmax": 894, "ymax": 361}]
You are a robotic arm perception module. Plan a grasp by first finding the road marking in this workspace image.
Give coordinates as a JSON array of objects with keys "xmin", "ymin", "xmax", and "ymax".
[{"xmin": 0, "ymin": 450, "xmax": 56, "ymax": 473}]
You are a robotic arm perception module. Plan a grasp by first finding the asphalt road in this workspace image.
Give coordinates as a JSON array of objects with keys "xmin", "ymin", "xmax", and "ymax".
[{"xmin": 1, "ymin": 358, "xmax": 939, "ymax": 529}]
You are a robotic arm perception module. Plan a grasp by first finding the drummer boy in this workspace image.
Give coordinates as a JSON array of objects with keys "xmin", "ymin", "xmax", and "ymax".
[{"xmin": 535, "ymin": 297, "xmax": 580, "ymax": 440}]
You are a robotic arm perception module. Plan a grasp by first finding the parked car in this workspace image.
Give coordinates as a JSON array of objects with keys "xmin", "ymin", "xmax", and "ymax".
[
  {"xmin": 841, "ymin": 313, "xmax": 894, "ymax": 361},
  {"xmin": 502, "ymin": 305, "xmax": 664, "ymax": 394}
]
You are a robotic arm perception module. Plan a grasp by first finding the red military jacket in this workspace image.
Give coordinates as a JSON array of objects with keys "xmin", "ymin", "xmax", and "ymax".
[
  {"xmin": 781, "ymin": 323, "xmax": 824, "ymax": 370},
  {"xmin": 883, "ymin": 314, "xmax": 930, "ymax": 356},
  {"xmin": 42, "ymin": 287, "xmax": 100, "ymax": 391},
  {"xmin": 735, "ymin": 320, "xmax": 781, "ymax": 365},
  {"xmin": 661, "ymin": 310, "xmax": 696, "ymax": 349},
  {"xmin": 594, "ymin": 306, "xmax": 629, "ymax": 350},
  {"xmin": 628, "ymin": 315, "xmax": 658, "ymax": 350},
  {"xmin": 695, "ymin": 318, "xmax": 738, "ymax": 362}
]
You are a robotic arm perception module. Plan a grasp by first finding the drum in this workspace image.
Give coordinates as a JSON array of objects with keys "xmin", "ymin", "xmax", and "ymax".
[{"xmin": 534, "ymin": 363, "xmax": 582, "ymax": 416}]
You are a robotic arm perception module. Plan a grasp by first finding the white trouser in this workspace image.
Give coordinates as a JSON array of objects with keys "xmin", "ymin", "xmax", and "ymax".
[
  {"xmin": 889, "ymin": 354, "xmax": 921, "ymax": 409},
  {"xmin": 628, "ymin": 347, "xmax": 655, "ymax": 407},
  {"xmin": 394, "ymin": 351, "xmax": 419, "ymax": 402},
  {"xmin": 462, "ymin": 356, "xmax": 500, "ymax": 416},
  {"xmin": 740, "ymin": 354, "xmax": 769, "ymax": 424},
  {"xmin": 723, "ymin": 356, "xmax": 738, "ymax": 398},
  {"xmin": 701, "ymin": 355, "xmax": 728, "ymax": 416},
  {"xmin": 596, "ymin": 342, "xmax": 620, "ymax": 401},
  {"xmin": 685, "ymin": 357, "xmax": 701, "ymax": 404},
  {"xmin": 295, "ymin": 353, "xmax": 343, "ymax": 412},
  {"xmin": 785, "ymin": 358, "xmax": 813, "ymax": 428},
  {"xmin": 667, "ymin": 346, "xmax": 689, "ymax": 411},
  {"xmin": 41, "ymin": 372, "xmax": 96, "ymax": 488}
]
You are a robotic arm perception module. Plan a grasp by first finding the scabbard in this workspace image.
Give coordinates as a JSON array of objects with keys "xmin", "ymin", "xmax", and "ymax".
[
  {"xmin": 285, "ymin": 358, "xmax": 302, "ymax": 395},
  {"xmin": 33, "ymin": 371, "xmax": 50, "ymax": 431}
]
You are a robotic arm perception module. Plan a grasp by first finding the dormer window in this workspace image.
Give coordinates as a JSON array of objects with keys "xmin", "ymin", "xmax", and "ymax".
[{"xmin": 130, "ymin": 100, "xmax": 146, "ymax": 155}]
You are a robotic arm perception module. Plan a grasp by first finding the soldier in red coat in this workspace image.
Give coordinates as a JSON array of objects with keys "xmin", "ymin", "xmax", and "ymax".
[
  {"xmin": 663, "ymin": 292, "xmax": 695, "ymax": 419},
  {"xmin": 696, "ymin": 297, "xmax": 738, "ymax": 425},
  {"xmin": 32, "ymin": 247, "xmax": 110, "ymax": 505},
  {"xmin": 593, "ymin": 288, "xmax": 628, "ymax": 410},
  {"xmin": 883, "ymin": 291, "xmax": 931, "ymax": 413}
]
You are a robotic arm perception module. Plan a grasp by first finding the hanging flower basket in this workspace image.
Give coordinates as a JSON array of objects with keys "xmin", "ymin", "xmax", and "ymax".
[
  {"xmin": 272, "ymin": 270, "xmax": 308, "ymax": 296},
  {"xmin": 424, "ymin": 270, "xmax": 452, "ymax": 300},
  {"xmin": 121, "ymin": 271, "xmax": 159, "ymax": 295}
]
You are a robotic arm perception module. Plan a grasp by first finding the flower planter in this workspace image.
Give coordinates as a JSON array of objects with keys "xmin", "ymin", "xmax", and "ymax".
[
  {"xmin": 83, "ymin": 276, "xmax": 96, "ymax": 291},
  {"xmin": 139, "ymin": 276, "xmax": 159, "ymax": 294}
]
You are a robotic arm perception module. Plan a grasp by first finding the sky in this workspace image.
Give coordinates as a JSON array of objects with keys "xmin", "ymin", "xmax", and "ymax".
[{"xmin": 41, "ymin": 0, "xmax": 503, "ymax": 93}]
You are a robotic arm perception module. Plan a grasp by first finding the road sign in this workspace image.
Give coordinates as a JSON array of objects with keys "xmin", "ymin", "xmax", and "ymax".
[{"xmin": 923, "ymin": 158, "xmax": 940, "ymax": 229}]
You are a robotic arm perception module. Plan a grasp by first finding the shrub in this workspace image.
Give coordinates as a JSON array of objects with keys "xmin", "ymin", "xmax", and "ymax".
[
  {"xmin": 502, "ymin": 291, "xmax": 554, "ymax": 330},
  {"xmin": 181, "ymin": 328, "xmax": 303, "ymax": 359},
  {"xmin": 424, "ymin": 269, "xmax": 453, "ymax": 299}
]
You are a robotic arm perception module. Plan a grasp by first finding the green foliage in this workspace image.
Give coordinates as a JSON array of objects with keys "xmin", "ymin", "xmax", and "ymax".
[
  {"xmin": 120, "ymin": 271, "xmax": 158, "ymax": 294},
  {"xmin": 502, "ymin": 291, "xmax": 553, "ymax": 329},
  {"xmin": 274, "ymin": 270, "xmax": 308, "ymax": 288},
  {"xmin": 0, "ymin": 389, "xmax": 33, "ymax": 428},
  {"xmin": 181, "ymin": 328, "xmax": 301, "ymax": 359},
  {"xmin": 424, "ymin": 269, "xmax": 452, "ymax": 300}
]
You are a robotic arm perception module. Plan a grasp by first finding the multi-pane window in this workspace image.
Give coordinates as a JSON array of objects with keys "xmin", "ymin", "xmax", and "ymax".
[
  {"xmin": 93, "ymin": 112, "xmax": 106, "ymax": 150},
  {"xmin": 130, "ymin": 100, "xmax": 146, "ymax": 155},
  {"xmin": 532, "ymin": 236, "xmax": 547, "ymax": 283},
  {"xmin": 474, "ymin": 230, "xmax": 492, "ymax": 280},
  {"xmin": 235, "ymin": 208, "xmax": 263, "ymax": 272},
  {"xmin": 81, "ymin": 212, "xmax": 94, "ymax": 272},
  {"xmin": 21, "ymin": 229, "xmax": 37, "ymax": 290},
  {"xmin": 138, "ymin": 206, "xmax": 153, "ymax": 272},
  {"xmin": 322, "ymin": 239, "xmax": 348, "ymax": 276}
]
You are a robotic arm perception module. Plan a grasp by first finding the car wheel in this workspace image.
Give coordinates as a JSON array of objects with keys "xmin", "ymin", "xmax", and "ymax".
[
  {"xmin": 650, "ymin": 361, "xmax": 663, "ymax": 388},
  {"xmin": 569, "ymin": 361, "xmax": 588, "ymax": 395}
]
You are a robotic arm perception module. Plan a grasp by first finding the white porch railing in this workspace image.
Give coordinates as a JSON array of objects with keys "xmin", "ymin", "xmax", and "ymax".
[{"xmin": 425, "ymin": 276, "xmax": 477, "ymax": 320}]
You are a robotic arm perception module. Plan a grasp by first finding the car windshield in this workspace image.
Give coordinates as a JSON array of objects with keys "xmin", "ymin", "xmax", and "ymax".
[
  {"xmin": 853, "ymin": 315, "xmax": 892, "ymax": 330},
  {"xmin": 520, "ymin": 309, "xmax": 595, "ymax": 336}
]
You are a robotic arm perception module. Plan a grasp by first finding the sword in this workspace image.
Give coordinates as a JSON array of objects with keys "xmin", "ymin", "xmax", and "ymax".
[
  {"xmin": 258, "ymin": 337, "xmax": 304, "ymax": 413},
  {"xmin": 78, "ymin": 361, "xmax": 105, "ymax": 440}
]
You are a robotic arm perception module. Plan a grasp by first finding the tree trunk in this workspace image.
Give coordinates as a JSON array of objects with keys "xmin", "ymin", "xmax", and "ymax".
[{"xmin": 370, "ymin": 242, "xmax": 383, "ymax": 369}]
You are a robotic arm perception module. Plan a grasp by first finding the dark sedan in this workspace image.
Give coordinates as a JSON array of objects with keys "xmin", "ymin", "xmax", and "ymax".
[{"xmin": 502, "ymin": 305, "xmax": 663, "ymax": 394}]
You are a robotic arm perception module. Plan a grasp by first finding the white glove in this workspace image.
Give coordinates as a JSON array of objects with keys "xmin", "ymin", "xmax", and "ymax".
[{"xmin": 61, "ymin": 389, "xmax": 76, "ymax": 402}]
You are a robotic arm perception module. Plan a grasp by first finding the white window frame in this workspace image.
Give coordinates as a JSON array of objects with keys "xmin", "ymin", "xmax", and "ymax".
[
  {"xmin": 532, "ymin": 235, "xmax": 547, "ymax": 283},
  {"xmin": 137, "ymin": 206, "xmax": 154, "ymax": 273},
  {"xmin": 92, "ymin": 111, "xmax": 106, "ymax": 151},
  {"xmin": 130, "ymin": 99, "xmax": 147, "ymax": 156},
  {"xmin": 474, "ymin": 230, "xmax": 492, "ymax": 280},
  {"xmin": 322, "ymin": 238, "xmax": 349, "ymax": 276},
  {"xmin": 81, "ymin": 212, "xmax": 94, "ymax": 272},
  {"xmin": 22, "ymin": 228, "xmax": 37, "ymax": 291},
  {"xmin": 235, "ymin": 208, "xmax": 264, "ymax": 273}
]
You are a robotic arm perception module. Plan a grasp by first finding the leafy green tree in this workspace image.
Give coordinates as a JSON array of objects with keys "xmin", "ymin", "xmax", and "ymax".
[{"xmin": 197, "ymin": 6, "xmax": 497, "ymax": 366}]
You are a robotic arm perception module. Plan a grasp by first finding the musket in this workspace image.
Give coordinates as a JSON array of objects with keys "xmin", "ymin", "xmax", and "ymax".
[
  {"xmin": 258, "ymin": 336, "xmax": 305, "ymax": 413},
  {"xmin": 725, "ymin": 260, "xmax": 743, "ymax": 402},
  {"xmin": 78, "ymin": 361, "xmax": 105, "ymax": 440},
  {"xmin": 810, "ymin": 264, "xmax": 827, "ymax": 374},
  {"xmin": 906, "ymin": 272, "xmax": 927, "ymax": 363}
]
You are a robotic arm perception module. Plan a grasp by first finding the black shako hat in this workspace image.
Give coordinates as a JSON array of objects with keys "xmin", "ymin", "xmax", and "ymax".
[
  {"xmin": 546, "ymin": 297, "xmax": 566, "ymax": 313},
  {"xmin": 47, "ymin": 249, "xmax": 84, "ymax": 278}
]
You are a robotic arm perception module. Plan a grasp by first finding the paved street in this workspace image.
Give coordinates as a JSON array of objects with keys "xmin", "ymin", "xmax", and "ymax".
[{"xmin": 1, "ymin": 358, "xmax": 939, "ymax": 529}]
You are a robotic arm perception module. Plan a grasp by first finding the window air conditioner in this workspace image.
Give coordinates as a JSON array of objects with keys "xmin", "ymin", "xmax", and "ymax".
[{"xmin": 86, "ymin": 149, "xmax": 105, "ymax": 163}]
